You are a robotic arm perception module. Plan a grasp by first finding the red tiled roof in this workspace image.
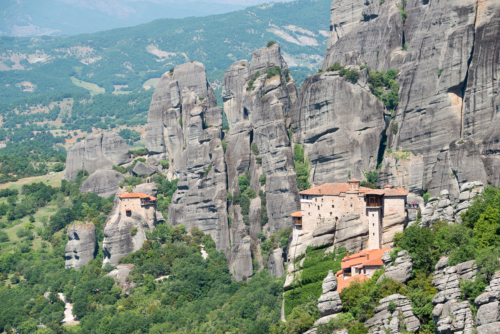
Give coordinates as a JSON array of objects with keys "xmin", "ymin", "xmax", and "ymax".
[
  {"xmin": 341, "ymin": 248, "xmax": 392, "ymax": 270},
  {"xmin": 290, "ymin": 211, "xmax": 302, "ymax": 218},
  {"xmin": 119, "ymin": 193, "xmax": 157, "ymax": 201},
  {"xmin": 366, "ymin": 188, "xmax": 409, "ymax": 197},
  {"xmin": 337, "ymin": 274, "xmax": 370, "ymax": 293},
  {"xmin": 299, "ymin": 183, "xmax": 372, "ymax": 196}
]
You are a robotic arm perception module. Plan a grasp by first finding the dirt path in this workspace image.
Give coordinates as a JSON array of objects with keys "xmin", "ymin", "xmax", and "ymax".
[{"xmin": 58, "ymin": 293, "xmax": 79, "ymax": 326}]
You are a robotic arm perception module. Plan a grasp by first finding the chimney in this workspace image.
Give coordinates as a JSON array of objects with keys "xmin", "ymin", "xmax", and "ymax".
[
  {"xmin": 402, "ymin": 185, "xmax": 405, "ymax": 190},
  {"xmin": 313, "ymin": 182, "xmax": 316, "ymax": 188}
]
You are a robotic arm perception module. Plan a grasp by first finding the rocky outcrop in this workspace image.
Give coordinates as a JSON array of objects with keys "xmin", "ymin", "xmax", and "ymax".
[
  {"xmin": 381, "ymin": 212, "xmax": 407, "ymax": 248},
  {"xmin": 431, "ymin": 259, "xmax": 479, "ymax": 334},
  {"xmin": 132, "ymin": 161, "xmax": 156, "ymax": 176},
  {"xmin": 133, "ymin": 183, "xmax": 158, "ymax": 197},
  {"xmin": 65, "ymin": 222, "xmax": 97, "ymax": 270},
  {"xmin": 146, "ymin": 62, "xmax": 230, "ymax": 257},
  {"xmin": 474, "ymin": 271, "xmax": 500, "ymax": 334},
  {"xmin": 333, "ymin": 213, "xmax": 368, "ymax": 253},
  {"xmin": 229, "ymin": 236, "xmax": 253, "ymax": 281},
  {"xmin": 65, "ymin": 132, "xmax": 131, "ymax": 181},
  {"xmin": 365, "ymin": 294, "xmax": 420, "ymax": 334},
  {"xmin": 290, "ymin": 70, "xmax": 386, "ymax": 184},
  {"xmin": 378, "ymin": 250, "xmax": 412, "ymax": 284},
  {"xmin": 323, "ymin": 0, "xmax": 405, "ymax": 72},
  {"xmin": 390, "ymin": 0, "xmax": 477, "ymax": 192},
  {"xmin": 221, "ymin": 44, "xmax": 300, "ymax": 279},
  {"xmin": 79, "ymin": 169, "xmax": 124, "ymax": 198},
  {"xmin": 105, "ymin": 264, "xmax": 134, "ymax": 286},
  {"xmin": 421, "ymin": 183, "xmax": 484, "ymax": 227},
  {"xmin": 102, "ymin": 196, "xmax": 157, "ymax": 266},
  {"xmin": 378, "ymin": 151, "xmax": 424, "ymax": 194},
  {"xmin": 317, "ymin": 270, "xmax": 343, "ymax": 317},
  {"xmin": 267, "ymin": 248, "xmax": 285, "ymax": 278}
]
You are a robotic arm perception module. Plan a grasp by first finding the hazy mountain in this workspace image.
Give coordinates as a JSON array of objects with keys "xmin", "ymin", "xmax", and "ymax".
[{"xmin": 0, "ymin": 0, "xmax": 289, "ymax": 36}]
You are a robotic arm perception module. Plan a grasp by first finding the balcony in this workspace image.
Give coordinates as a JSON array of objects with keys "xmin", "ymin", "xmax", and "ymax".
[{"xmin": 300, "ymin": 195, "xmax": 313, "ymax": 203}]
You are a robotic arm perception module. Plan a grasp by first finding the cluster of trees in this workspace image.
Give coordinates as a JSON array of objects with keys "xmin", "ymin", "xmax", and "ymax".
[
  {"xmin": 0, "ymin": 137, "xmax": 66, "ymax": 183},
  {"xmin": 367, "ymin": 68, "xmax": 400, "ymax": 111},
  {"xmin": 0, "ymin": 187, "xmax": 285, "ymax": 333},
  {"xmin": 294, "ymin": 144, "xmax": 311, "ymax": 191},
  {"xmin": 324, "ymin": 62, "xmax": 359, "ymax": 84}
]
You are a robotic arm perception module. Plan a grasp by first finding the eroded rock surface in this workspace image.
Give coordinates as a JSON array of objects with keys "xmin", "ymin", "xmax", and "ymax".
[
  {"xmin": 267, "ymin": 248, "xmax": 285, "ymax": 278},
  {"xmin": 79, "ymin": 169, "xmax": 124, "ymax": 198},
  {"xmin": 102, "ymin": 196, "xmax": 157, "ymax": 266},
  {"xmin": 290, "ymin": 71, "xmax": 386, "ymax": 183},
  {"xmin": 65, "ymin": 132, "xmax": 131, "ymax": 181},
  {"xmin": 65, "ymin": 223, "xmax": 97, "ymax": 270},
  {"xmin": 365, "ymin": 294, "xmax": 420, "ymax": 334},
  {"xmin": 377, "ymin": 250, "xmax": 412, "ymax": 284},
  {"xmin": 317, "ymin": 270, "xmax": 343, "ymax": 317},
  {"xmin": 474, "ymin": 271, "xmax": 500, "ymax": 334},
  {"xmin": 431, "ymin": 260, "xmax": 479, "ymax": 334}
]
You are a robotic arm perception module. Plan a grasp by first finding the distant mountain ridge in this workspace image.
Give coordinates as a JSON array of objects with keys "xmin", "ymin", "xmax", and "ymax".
[{"xmin": 1, "ymin": 0, "xmax": 261, "ymax": 37}]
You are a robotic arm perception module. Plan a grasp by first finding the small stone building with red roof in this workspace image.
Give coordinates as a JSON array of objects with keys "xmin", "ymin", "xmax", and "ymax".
[
  {"xmin": 118, "ymin": 193, "xmax": 157, "ymax": 220},
  {"xmin": 335, "ymin": 247, "xmax": 392, "ymax": 293},
  {"xmin": 290, "ymin": 179, "xmax": 408, "ymax": 249}
]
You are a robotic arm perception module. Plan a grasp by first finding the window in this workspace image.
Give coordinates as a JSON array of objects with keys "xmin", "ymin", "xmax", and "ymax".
[
  {"xmin": 330, "ymin": 212, "xmax": 332, "ymax": 216},
  {"xmin": 319, "ymin": 214, "xmax": 321, "ymax": 218},
  {"xmin": 372, "ymin": 214, "xmax": 374, "ymax": 217},
  {"xmin": 309, "ymin": 212, "xmax": 311, "ymax": 216},
  {"xmin": 332, "ymin": 205, "xmax": 334, "ymax": 208},
  {"xmin": 318, "ymin": 206, "xmax": 320, "ymax": 210},
  {"xmin": 321, "ymin": 198, "xmax": 323, "ymax": 202},
  {"xmin": 315, "ymin": 198, "xmax": 317, "ymax": 202},
  {"xmin": 350, "ymin": 204, "xmax": 353, "ymax": 207}
]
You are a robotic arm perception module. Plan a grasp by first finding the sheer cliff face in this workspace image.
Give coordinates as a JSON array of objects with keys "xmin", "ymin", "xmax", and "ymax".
[
  {"xmin": 145, "ymin": 62, "xmax": 229, "ymax": 253},
  {"xmin": 223, "ymin": 44, "xmax": 300, "ymax": 233},
  {"xmin": 65, "ymin": 132, "xmax": 131, "ymax": 181},
  {"xmin": 320, "ymin": 0, "xmax": 500, "ymax": 197},
  {"xmin": 290, "ymin": 70, "xmax": 386, "ymax": 183},
  {"xmin": 322, "ymin": 0, "xmax": 405, "ymax": 71}
]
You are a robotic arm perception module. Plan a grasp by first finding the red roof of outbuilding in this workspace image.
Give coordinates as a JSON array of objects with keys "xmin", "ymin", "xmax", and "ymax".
[
  {"xmin": 290, "ymin": 211, "xmax": 302, "ymax": 218},
  {"xmin": 119, "ymin": 193, "xmax": 157, "ymax": 201}
]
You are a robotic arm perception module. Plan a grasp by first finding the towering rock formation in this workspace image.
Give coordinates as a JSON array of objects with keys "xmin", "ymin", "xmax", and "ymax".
[
  {"xmin": 65, "ymin": 222, "xmax": 97, "ymax": 270},
  {"xmin": 317, "ymin": 0, "xmax": 500, "ymax": 197},
  {"xmin": 290, "ymin": 69, "xmax": 386, "ymax": 183},
  {"xmin": 145, "ymin": 62, "xmax": 229, "ymax": 256},
  {"xmin": 102, "ymin": 195, "xmax": 158, "ymax": 266},
  {"xmin": 221, "ymin": 44, "xmax": 300, "ymax": 278},
  {"xmin": 65, "ymin": 132, "xmax": 131, "ymax": 181},
  {"xmin": 323, "ymin": 0, "xmax": 405, "ymax": 71}
]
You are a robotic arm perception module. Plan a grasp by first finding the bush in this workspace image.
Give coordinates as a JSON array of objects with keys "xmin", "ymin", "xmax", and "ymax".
[
  {"xmin": 392, "ymin": 121, "xmax": 398, "ymax": 134},
  {"xmin": 52, "ymin": 162, "xmax": 65, "ymax": 172},
  {"xmin": 0, "ymin": 231, "xmax": 9, "ymax": 243},
  {"xmin": 260, "ymin": 174, "xmax": 266, "ymax": 185},
  {"xmin": 160, "ymin": 160, "xmax": 169, "ymax": 169},
  {"xmin": 251, "ymin": 142, "xmax": 260, "ymax": 156},
  {"xmin": 267, "ymin": 40, "xmax": 276, "ymax": 47},
  {"xmin": 222, "ymin": 139, "xmax": 227, "ymax": 153},
  {"xmin": 131, "ymin": 227, "xmax": 138, "ymax": 236}
]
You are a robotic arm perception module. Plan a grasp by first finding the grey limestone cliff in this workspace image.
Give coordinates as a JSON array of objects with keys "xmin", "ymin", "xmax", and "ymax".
[
  {"xmin": 79, "ymin": 169, "xmax": 124, "ymax": 198},
  {"xmin": 474, "ymin": 271, "xmax": 500, "ymax": 334},
  {"xmin": 377, "ymin": 250, "xmax": 412, "ymax": 284},
  {"xmin": 432, "ymin": 259, "xmax": 478, "ymax": 334},
  {"xmin": 365, "ymin": 294, "xmax": 421, "ymax": 334},
  {"xmin": 65, "ymin": 132, "xmax": 131, "ymax": 181},
  {"xmin": 145, "ymin": 62, "xmax": 229, "ymax": 256},
  {"xmin": 65, "ymin": 223, "xmax": 97, "ymax": 270},
  {"xmin": 102, "ymin": 196, "xmax": 157, "ymax": 266},
  {"xmin": 290, "ymin": 70, "xmax": 386, "ymax": 184}
]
